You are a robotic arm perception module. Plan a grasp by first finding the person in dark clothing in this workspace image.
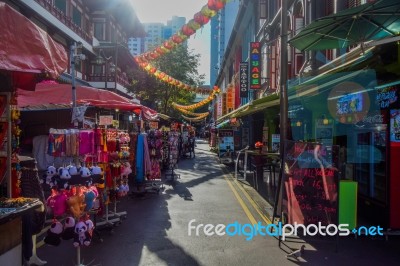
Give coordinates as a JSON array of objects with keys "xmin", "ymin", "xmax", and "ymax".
[{"xmin": 188, "ymin": 133, "xmax": 196, "ymax": 158}]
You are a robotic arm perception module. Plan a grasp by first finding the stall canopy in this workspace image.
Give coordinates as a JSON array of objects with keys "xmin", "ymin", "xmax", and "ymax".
[
  {"xmin": 0, "ymin": 3, "xmax": 68, "ymax": 90},
  {"xmin": 17, "ymin": 83, "xmax": 157, "ymax": 116}
]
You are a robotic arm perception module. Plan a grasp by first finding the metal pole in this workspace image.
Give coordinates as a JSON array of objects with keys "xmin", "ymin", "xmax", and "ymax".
[
  {"xmin": 105, "ymin": 59, "xmax": 108, "ymax": 91},
  {"xmin": 273, "ymin": 0, "xmax": 289, "ymax": 227},
  {"xmin": 71, "ymin": 43, "xmax": 78, "ymax": 128}
]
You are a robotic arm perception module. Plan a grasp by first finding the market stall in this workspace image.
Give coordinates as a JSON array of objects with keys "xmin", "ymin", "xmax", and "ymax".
[{"xmin": 0, "ymin": 2, "xmax": 68, "ymax": 265}]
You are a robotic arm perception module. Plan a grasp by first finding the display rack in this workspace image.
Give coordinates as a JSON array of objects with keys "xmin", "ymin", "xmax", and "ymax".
[{"xmin": 164, "ymin": 131, "xmax": 180, "ymax": 183}]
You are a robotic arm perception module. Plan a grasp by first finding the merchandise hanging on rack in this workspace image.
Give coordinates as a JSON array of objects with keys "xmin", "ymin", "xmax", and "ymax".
[{"xmin": 164, "ymin": 130, "xmax": 180, "ymax": 183}]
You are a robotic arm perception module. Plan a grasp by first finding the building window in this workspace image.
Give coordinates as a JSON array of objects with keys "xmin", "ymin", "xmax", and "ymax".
[
  {"xmin": 94, "ymin": 22, "xmax": 105, "ymax": 40},
  {"xmin": 259, "ymin": 0, "xmax": 267, "ymax": 19},
  {"xmin": 72, "ymin": 6, "xmax": 81, "ymax": 27},
  {"xmin": 348, "ymin": 0, "xmax": 362, "ymax": 8},
  {"xmin": 54, "ymin": 0, "xmax": 66, "ymax": 13},
  {"xmin": 325, "ymin": 0, "xmax": 334, "ymax": 15}
]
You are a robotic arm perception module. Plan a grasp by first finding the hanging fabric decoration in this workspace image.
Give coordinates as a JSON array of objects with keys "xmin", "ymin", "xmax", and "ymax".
[
  {"xmin": 181, "ymin": 113, "xmax": 209, "ymax": 122},
  {"xmin": 135, "ymin": 59, "xmax": 216, "ymax": 95},
  {"xmin": 172, "ymin": 86, "xmax": 220, "ymax": 111},
  {"xmin": 173, "ymin": 107, "xmax": 210, "ymax": 117}
]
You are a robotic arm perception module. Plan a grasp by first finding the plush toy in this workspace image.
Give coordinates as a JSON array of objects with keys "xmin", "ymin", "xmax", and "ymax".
[
  {"xmin": 56, "ymin": 167, "xmax": 72, "ymax": 189},
  {"xmin": 120, "ymin": 162, "xmax": 132, "ymax": 179},
  {"xmin": 84, "ymin": 190, "xmax": 96, "ymax": 211},
  {"xmin": 44, "ymin": 220, "xmax": 63, "ymax": 246},
  {"xmin": 89, "ymin": 165, "xmax": 103, "ymax": 175},
  {"xmin": 46, "ymin": 189, "xmax": 67, "ymax": 217},
  {"xmin": 68, "ymin": 165, "xmax": 79, "ymax": 176},
  {"xmin": 61, "ymin": 216, "xmax": 76, "ymax": 240},
  {"xmin": 42, "ymin": 165, "xmax": 57, "ymax": 185},
  {"xmin": 67, "ymin": 187, "xmax": 86, "ymax": 219},
  {"xmin": 84, "ymin": 219, "xmax": 94, "ymax": 245},
  {"xmin": 80, "ymin": 167, "xmax": 91, "ymax": 178},
  {"xmin": 73, "ymin": 221, "xmax": 91, "ymax": 247}
]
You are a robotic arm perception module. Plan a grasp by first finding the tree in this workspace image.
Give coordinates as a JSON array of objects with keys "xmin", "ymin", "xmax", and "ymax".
[{"xmin": 128, "ymin": 45, "xmax": 205, "ymax": 118}]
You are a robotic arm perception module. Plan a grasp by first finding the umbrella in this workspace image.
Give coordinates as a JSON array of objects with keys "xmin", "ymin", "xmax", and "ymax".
[{"xmin": 289, "ymin": 0, "xmax": 400, "ymax": 51}]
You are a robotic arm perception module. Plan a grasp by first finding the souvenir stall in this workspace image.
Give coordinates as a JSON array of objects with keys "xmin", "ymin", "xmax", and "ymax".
[
  {"xmin": 15, "ymin": 83, "xmax": 158, "ymax": 264},
  {"xmin": 0, "ymin": 3, "xmax": 68, "ymax": 265}
]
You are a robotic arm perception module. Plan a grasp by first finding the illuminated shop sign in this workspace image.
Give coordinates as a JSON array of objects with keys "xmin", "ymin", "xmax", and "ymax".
[
  {"xmin": 239, "ymin": 62, "xmax": 248, "ymax": 97},
  {"xmin": 250, "ymin": 42, "xmax": 261, "ymax": 89}
]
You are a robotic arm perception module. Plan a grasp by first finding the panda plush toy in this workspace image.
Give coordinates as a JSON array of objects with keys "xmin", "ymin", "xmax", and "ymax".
[
  {"xmin": 44, "ymin": 220, "xmax": 63, "ymax": 246},
  {"xmin": 73, "ymin": 221, "xmax": 91, "ymax": 247},
  {"xmin": 55, "ymin": 167, "xmax": 71, "ymax": 189},
  {"xmin": 79, "ymin": 167, "xmax": 92, "ymax": 186},
  {"xmin": 42, "ymin": 165, "xmax": 57, "ymax": 186}
]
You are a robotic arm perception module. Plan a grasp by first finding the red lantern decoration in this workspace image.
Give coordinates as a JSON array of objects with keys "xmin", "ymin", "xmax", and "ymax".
[
  {"xmin": 208, "ymin": 0, "xmax": 225, "ymax": 11},
  {"xmin": 194, "ymin": 12, "xmax": 210, "ymax": 25},
  {"xmin": 163, "ymin": 40, "xmax": 175, "ymax": 50},
  {"xmin": 149, "ymin": 67, "xmax": 157, "ymax": 74},
  {"xmin": 172, "ymin": 35, "xmax": 184, "ymax": 44},
  {"xmin": 182, "ymin": 25, "xmax": 195, "ymax": 36}
]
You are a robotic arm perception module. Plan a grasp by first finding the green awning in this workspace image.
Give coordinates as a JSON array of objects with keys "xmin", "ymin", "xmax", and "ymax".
[
  {"xmin": 233, "ymin": 93, "xmax": 280, "ymax": 118},
  {"xmin": 289, "ymin": 0, "xmax": 400, "ymax": 51}
]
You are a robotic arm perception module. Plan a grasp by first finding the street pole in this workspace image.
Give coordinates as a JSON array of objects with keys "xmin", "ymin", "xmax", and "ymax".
[
  {"xmin": 105, "ymin": 60, "xmax": 108, "ymax": 91},
  {"xmin": 273, "ymin": 0, "xmax": 288, "ymax": 230},
  {"xmin": 71, "ymin": 43, "xmax": 78, "ymax": 128}
]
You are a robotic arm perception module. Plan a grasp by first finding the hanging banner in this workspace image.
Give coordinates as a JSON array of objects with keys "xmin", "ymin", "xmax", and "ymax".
[
  {"xmin": 99, "ymin": 115, "xmax": 113, "ymax": 126},
  {"xmin": 222, "ymin": 93, "xmax": 227, "ymax": 115},
  {"xmin": 240, "ymin": 62, "xmax": 249, "ymax": 97},
  {"xmin": 226, "ymin": 86, "xmax": 234, "ymax": 110},
  {"xmin": 250, "ymin": 42, "xmax": 261, "ymax": 89}
]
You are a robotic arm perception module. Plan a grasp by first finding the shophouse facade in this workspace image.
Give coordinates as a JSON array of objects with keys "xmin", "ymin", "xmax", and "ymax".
[{"xmin": 214, "ymin": 0, "xmax": 400, "ymax": 229}]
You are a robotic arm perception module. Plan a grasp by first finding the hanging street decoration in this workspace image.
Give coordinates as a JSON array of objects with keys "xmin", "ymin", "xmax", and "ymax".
[
  {"xmin": 136, "ymin": 0, "xmax": 230, "ymax": 62},
  {"xmin": 173, "ymin": 106, "xmax": 210, "ymax": 117},
  {"xmin": 133, "ymin": 1, "xmax": 231, "ymax": 96},
  {"xmin": 135, "ymin": 59, "xmax": 213, "ymax": 95},
  {"xmin": 181, "ymin": 113, "xmax": 209, "ymax": 122},
  {"xmin": 172, "ymin": 86, "xmax": 220, "ymax": 110}
]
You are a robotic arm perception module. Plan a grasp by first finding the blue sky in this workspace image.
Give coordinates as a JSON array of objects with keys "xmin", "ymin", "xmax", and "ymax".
[{"xmin": 131, "ymin": 0, "xmax": 211, "ymax": 84}]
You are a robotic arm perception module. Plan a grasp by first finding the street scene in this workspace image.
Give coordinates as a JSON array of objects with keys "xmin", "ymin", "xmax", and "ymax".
[{"xmin": 1, "ymin": 0, "xmax": 400, "ymax": 266}]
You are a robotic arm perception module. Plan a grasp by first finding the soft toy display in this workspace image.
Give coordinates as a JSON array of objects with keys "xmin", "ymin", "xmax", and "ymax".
[
  {"xmin": 89, "ymin": 165, "xmax": 103, "ymax": 175},
  {"xmin": 84, "ymin": 189, "xmax": 96, "ymax": 211},
  {"xmin": 79, "ymin": 166, "xmax": 92, "ymax": 186},
  {"xmin": 46, "ymin": 189, "xmax": 67, "ymax": 217},
  {"xmin": 42, "ymin": 165, "xmax": 57, "ymax": 185},
  {"xmin": 68, "ymin": 165, "xmax": 79, "ymax": 176},
  {"xmin": 84, "ymin": 218, "xmax": 94, "ymax": 245},
  {"xmin": 44, "ymin": 220, "xmax": 63, "ymax": 246},
  {"xmin": 120, "ymin": 162, "xmax": 132, "ymax": 179},
  {"xmin": 67, "ymin": 187, "xmax": 86, "ymax": 219},
  {"xmin": 56, "ymin": 167, "xmax": 72, "ymax": 189},
  {"xmin": 73, "ymin": 221, "xmax": 91, "ymax": 247},
  {"xmin": 61, "ymin": 216, "xmax": 76, "ymax": 240}
]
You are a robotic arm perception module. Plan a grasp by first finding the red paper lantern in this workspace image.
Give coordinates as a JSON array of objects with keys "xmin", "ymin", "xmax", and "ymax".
[
  {"xmin": 208, "ymin": 0, "xmax": 225, "ymax": 11},
  {"xmin": 182, "ymin": 25, "xmax": 195, "ymax": 36},
  {"xmin": 172, "ymin": 35, "xmax": 184, "ymax": 44},
  {"xmin": 163, "ymin": 41, "xmax": 175, "ymax": 49},
  {"xmin": 194, "ymin": 12, "xmax": 210, "ymax": 25}
]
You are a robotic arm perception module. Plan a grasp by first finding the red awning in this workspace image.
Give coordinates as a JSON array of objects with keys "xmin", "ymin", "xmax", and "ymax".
[
  {"xmin": 0, "ymin": 3, "xmax": 67, "ymax": 88},
  {"xmin": 18, "ymin": 83, "xmax": 141, "ymax": 112},
  {"xmin": 17, "ymin": 83, "xmax": 157, "ymax": 116}
]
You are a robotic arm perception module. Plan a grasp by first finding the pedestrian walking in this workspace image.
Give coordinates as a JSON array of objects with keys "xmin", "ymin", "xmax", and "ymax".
[{"xmin": 188, "ymin": 132, "xmax": 196, "ymax": 158}]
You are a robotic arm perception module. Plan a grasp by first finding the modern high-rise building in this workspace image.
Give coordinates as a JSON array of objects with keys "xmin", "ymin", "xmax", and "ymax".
[
  {"xmin": 210, "ymin": 1, "xmax": 239, "ymax": 87},
  {"xmin": 128, "ymin": 16, "xmax": 186, "ymax": 56}
]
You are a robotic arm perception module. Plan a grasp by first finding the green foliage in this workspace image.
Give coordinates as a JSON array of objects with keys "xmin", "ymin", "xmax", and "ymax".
[{"xmin": 127, "ymin": 45, "xmax": 205, "ymax": 117}]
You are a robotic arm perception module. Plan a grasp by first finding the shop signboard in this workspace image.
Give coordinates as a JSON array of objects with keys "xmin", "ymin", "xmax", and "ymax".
[
  {"xmin": 390, "ymin": 109, "xmax": 400, "ymax": 142},
  {"xmin": 99, "ymin": 115, "xmax": 113, "ymax": 126},
  {"xmin": 218, "ymin": 129, "xmax": 234, "ymax": 161},
  {"xmin": 240, "ymin": 62, "xmax": 249, "ymax": 97},
  {"xmin": 149, "ymin": 121, "xmax": 159, "ymax": 129},
  {"xmin": 271, "ymin": 134, "xmax": 280, "ymax": 152},
  {"xmin": 250, "ymin": 42, "xmax": 261, "ymax": 89},
  {"xmin": 283, "ymin": 141, "xmax": 339, "ymax": 226}
]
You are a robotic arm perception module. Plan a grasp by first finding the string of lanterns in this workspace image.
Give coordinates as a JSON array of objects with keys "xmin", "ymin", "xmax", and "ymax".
[
  {"xmin": 136, "ymin": 1, "xmax": 229, "ymax": 62},
  {"xmin": 134, "ymin": 59, "xmax": 213, "ymax": 95},
  {"xmin": 133, "ymin": 0, "xmax": 230, "ymax": 95},
  {"xmin": 181, "ymin": 113, "xmax": 209, "ymax": 122},
  {"xmin": 173, "ymin": 106, "xmax": 210, "ymax": 117},
  {"xmin": 172, "ymin": 86, "xmax": 220, "ymax": 110}
]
